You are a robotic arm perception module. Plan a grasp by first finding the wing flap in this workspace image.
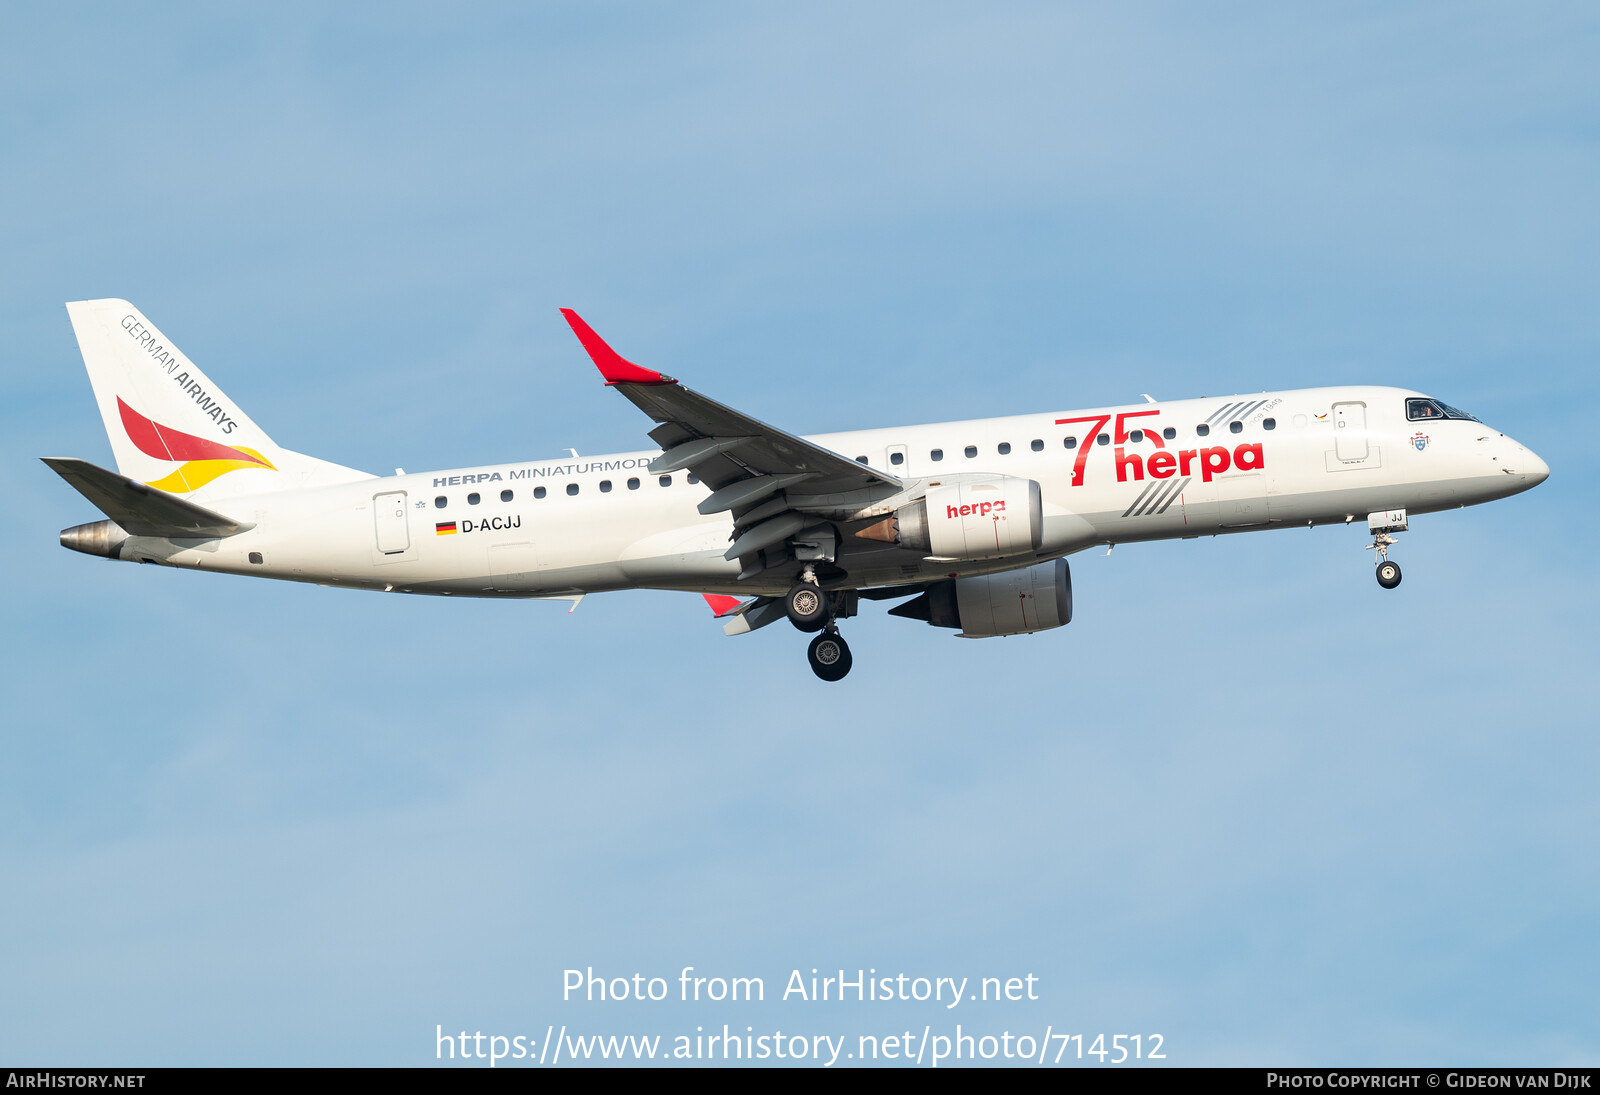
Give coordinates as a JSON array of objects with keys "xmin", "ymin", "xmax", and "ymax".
[
  {"xmin": 721, "ymin": 596, "xmax": 784, "ymax": 636},
  {"xmin": 651, "ymin": 436, "xmax": 754, "ymax": 474}
]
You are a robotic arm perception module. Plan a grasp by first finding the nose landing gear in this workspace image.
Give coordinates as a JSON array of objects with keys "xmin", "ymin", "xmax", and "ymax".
[{"xmin": 1364, "ymin": 509, "xmax": 1407, "ymax": 590}]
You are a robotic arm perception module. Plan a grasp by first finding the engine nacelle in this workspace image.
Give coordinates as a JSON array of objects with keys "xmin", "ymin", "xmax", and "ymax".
[
  {"xmin": 889, "ymin": 558, "xmax": 1073, "ymax": 638},
  {"xmin": 881, "ymin": 477, "xmax": 1043, "ymax": 561}
]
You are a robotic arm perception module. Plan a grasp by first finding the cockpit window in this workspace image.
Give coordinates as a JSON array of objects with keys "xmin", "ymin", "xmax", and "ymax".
[{"xmin": 1407, "ymin": 398, "xmax": 1478, "ymax": 422}]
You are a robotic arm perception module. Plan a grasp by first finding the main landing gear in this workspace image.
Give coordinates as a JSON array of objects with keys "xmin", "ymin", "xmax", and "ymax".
[
  {"xmin": 1364, "ymin": 509, "xmax": 1407, "ymax": 590},
  {"xmin": 787, "ymin": 568, "xmax": 853, "ymax": 681},
  {"xmin": 783, "ymin": 581, "xmax": 829, "ymax": 632},
  {"xmin": 807, "ymin": 629, "xmax": 852, "ymax": 682}
]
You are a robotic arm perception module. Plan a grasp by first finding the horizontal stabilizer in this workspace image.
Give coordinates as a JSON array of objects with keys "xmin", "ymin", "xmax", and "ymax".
[
  {"xmin": 722, "ymin": 597, "xmax": 784, "ymax": 636},
  {"xmin": 701, "ymin": 593, "xmax": 747, "ymax": 618},
  {"xmin": 42, "ymin": 457, "xmax": 254, "ymax": 538}
]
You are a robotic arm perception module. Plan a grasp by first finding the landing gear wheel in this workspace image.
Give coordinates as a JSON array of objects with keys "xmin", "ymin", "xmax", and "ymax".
[
  {"xmin": 807, "ymin": 631, "xmax": 852, "ymax": 682},
  {"xmin": 1376, "ymin": 560, "xmax": 1402, "ymax": 589},
  {"xmin": 785, "ymin": 583, "xmax": 829, "ymax": 632}
]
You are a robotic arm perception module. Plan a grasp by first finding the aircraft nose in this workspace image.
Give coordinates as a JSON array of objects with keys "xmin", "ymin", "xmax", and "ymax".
[
  {"xmin": 1523, "ymin": 447, "xmax": 1550, "ymax": 486},
  {"xmin": 1502, "ymin": 436, "xmax": 1549, "ymax": 487}
]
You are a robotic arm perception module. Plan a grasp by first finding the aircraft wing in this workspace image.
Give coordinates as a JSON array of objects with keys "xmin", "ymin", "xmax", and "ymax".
[{"xmin": 562, "ymin": 310, "xmax": 903, "ymax": 578}]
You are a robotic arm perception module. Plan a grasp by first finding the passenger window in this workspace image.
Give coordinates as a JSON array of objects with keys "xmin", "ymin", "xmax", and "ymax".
[
  {"xmin": 434, "ymin": 496, "xmax": 447, "ymax": 509},
  {"xmin": 855, "ymin": 455, "xmax": 868, "ymax": 463},
  {"xmin": 1129, "ymin": 429, "xmax": 1143, "ymax": 443},
  {"xmin": 890, "ymin": 452, "xmax": 904, "ymax": 466},
  {"xmin": 1263, "ymin": 418, "xmax": 1276, "ymax": 431},
  {"xmin": 964, "ymin": 445, "xmax": 977, "ymax": 458},
  {"xmin": 467, "ymin": 492, "xmax": 481, "ymax": 505},
  {"xmin": 687, "ymin": 474, "xmax": 699, "ymax": 485},
  {"xmin": 1163, "ymin": 427, "xmax": 1176, "ymax": 440},
  {"xmin": 600, "ymin": 480, "xmax": 613, "ymax": 493},
  {"xmin": 567, "ymin": 483, "xmax": 579, "ymax": 496},
  {"xmin": 931, "ymin": 449, "xmax": 944, "ymax": 461},
  {"xmin": 1064, "ymin": 437, "xmax": 1077, "ymax": 449},
  {"xmin": 534, "ymin": 487, "xmax": 546, "ymax": 499},
  {"xmin": 1031, "ymin": 439, "xmax": 1043, "ymax": 452},
  {"xmin": 1229, "ymin": 421, "xmax": 1243, "ymax": 434},
  {"xmin": 500, "ymin": 489, "xmax": 513, "ymax": 502},
  {"xmin": 1097, "ymin": 434, "xmax": 1110, "ymax": 446},
  {"xmin": 627, "ymin": 477, "xmax": 640, "ymax": 490},
  {"xmin": 998, "ymin": 442, "xmax": 1010, "ymax": 455},
  {"xmin": 1196, "ymin": 424, "xmax": 1210, "ymax": 437},
  {"xmin": 659, "ymin": 475, "xmax": 672, "ymax": 487}
]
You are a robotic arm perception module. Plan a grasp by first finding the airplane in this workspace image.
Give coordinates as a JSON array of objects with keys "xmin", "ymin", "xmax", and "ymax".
[{"xmin": 46, "ymin": 299, "xmax": 1549, "ymax": 681}]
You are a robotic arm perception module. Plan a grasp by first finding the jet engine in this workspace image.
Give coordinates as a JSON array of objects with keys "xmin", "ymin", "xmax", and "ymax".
[
  {"xmin": 889, "ymin": 558, "xmax": 1072, "ymax": 638},
  {"xmin": 858, "ymin": 477, "xmax": 1043, "ymax": 561}
]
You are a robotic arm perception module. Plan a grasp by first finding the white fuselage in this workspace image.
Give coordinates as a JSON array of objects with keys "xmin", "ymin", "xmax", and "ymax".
[{"xmin": 110, "ymin": 385, "xmax": 1547, "ymax": 598}]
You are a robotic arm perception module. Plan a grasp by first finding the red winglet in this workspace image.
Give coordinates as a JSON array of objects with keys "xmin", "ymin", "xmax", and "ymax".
[
  {"xmin": 560, "ymin": 309, "xmax": 675, "ymax": 386},
  {"xmin": 702, "ymin": 594, "xmax": 744, "ymax": 618}
]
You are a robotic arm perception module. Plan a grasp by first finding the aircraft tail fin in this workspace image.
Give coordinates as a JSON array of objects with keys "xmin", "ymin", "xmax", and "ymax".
[{"xmin": 64, "ymin": 299, "xmax": 371, "ymax": 501}]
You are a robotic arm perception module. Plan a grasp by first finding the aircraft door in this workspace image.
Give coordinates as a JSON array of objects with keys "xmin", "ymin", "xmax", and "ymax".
[
  {"xmin": 373, "ymin": 491, "xmax": 410, "ymax": 553},
  {"xmin": 1333, "ymin": 401, "xmax": 1369, "ymax": 463},
  {"xmin": 885, "ymin": 444, "xmax": 908, "ymax": 473}
]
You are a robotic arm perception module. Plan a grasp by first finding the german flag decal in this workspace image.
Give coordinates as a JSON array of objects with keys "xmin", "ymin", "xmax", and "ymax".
[{"xmin": 435, "ymin": 521, "xmax": 457, "ymax": 536}]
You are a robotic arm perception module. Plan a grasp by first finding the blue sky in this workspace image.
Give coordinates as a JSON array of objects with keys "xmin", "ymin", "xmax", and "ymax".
[{"xmin": 2, "ymin": 2, "xmax": 1596, "ymax": 1067}]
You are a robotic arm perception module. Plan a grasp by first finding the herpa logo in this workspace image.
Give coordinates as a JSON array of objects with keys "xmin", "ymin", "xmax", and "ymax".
[
  {"xmin": 948, "ymin": 500, "xmax": 1006, "ymax": 520},
  {"xmin": 1055, "ymin": 409, "xmax": 1268, "ymax": 488}
]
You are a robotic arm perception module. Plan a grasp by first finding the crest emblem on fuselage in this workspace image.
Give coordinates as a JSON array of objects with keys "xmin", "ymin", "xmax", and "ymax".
[{"xmin": 1412, "ymin": 432, "xmax": 1430, "ymax": 451}]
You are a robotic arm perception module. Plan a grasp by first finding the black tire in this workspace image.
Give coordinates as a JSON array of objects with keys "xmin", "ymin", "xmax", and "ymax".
[
  {"xmin": 1376, "ymin": 560, "xmax": 1402, "ymax": 589},
  {"xmin": 785, "ymin": 583, "xmax": 829, "ymax": 632},
  {"xmin": 808, "ymin": 632, "xmax": 852, "ymax": 681}
]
